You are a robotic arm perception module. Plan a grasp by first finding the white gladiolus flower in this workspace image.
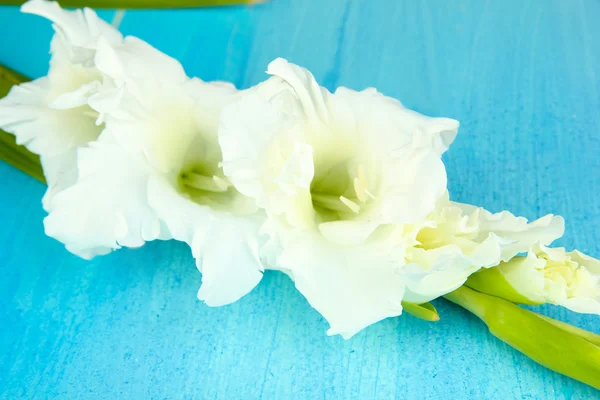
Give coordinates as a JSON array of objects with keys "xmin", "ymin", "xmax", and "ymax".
[
  {"xmin": 0, "ymin": 0, "xmax": 123, "ymax": 210},
  {"xmin": 470, "ymin": 243, "xmax": 600, "ymax": 314},
  {"xmin": 41, "ymin": 35, "xmax": 186, "ymax": 259},
  {"xmin": 45, "ymin": 36, "xmax": 265, "ymax": 306},
  {"xmin": 219, "ymin": 58, "xmax": 459, "ymax": 337},
  {"xmin": 401, "ymin": 195, "xmax": 565, "ymax": 303}
]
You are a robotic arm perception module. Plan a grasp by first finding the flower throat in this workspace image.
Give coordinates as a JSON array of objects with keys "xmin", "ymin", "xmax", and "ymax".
[{"xmin": 310, "ymin": 163, "xmax": 375, "ymax": 221}]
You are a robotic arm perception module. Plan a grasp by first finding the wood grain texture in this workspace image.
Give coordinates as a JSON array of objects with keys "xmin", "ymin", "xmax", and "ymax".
[{"xmin": 1, "ymin": 1, "xmax": 599, "ymax": 398}]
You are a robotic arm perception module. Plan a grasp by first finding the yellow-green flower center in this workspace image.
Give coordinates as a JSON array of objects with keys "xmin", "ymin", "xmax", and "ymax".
[
  {"xmin": 310, "ymin": 162, "xmax": 374, "ymax": 222},
  {"xmin": 178, "ymin": 161, "xmax": 242, "ymax": 212}
]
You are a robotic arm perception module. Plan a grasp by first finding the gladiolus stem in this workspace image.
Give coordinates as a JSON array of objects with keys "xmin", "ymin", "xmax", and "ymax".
[
  {"xmin": 444, "ymin": 286, "xmax": 600, "ymax": 390},
  {"xmin": 534, "ymin": 312, "xmax": 600, "ymax": 347}
]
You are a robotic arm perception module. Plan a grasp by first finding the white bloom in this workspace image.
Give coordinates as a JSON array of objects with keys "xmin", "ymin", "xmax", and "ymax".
[
  {"xmin": 46, "ymin": 37, "xmax": 265, "ymax": 305},
  {"xmin": 401, "ymin": 194, "xmax": 565, "ymax": 303},
  {"xmin": 475, "ymin": 243, "xmax": 600, "ymax": 314},
  {"xmin": 219, "ymin": 58, "xmax": 459, "ymax": 337},
  {"xmin": 43, "ymin": 35, "xmax": 184, "ymax": 259},
  {"xmin": 0, "ymin": 0, "xmax": 122, "ymax": 210}
]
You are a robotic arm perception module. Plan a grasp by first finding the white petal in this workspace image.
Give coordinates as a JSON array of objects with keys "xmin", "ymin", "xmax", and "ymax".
[
  {"xmin": 94, "ymin": 35, "xmax": 187, "ymax": 88},
  {"xmin": 378, "ymin": 149, "xmax": 448, "ymax": 225},
  {"xmin": 148, "ymin": 176, "xmax": 264, "ymax": 306},
  {"xmin": 570, "ymin": 250, "xmax": 600, "ymax": 275},
  {"xmin": 0, "ymin": 78, "xmax": 98, "ymax": 156},
  {"xmin": 195, "ymin": 215, "xmax": 265, "ymax": 307},
  {"xmin": 219, "ymin": 86, "xmax": 317, "ymax": 227},
  {"xmin": 539, "ymin": 246, "xmax": 600, "ymax": 313},
  {"xmin": 270, "ymin": 227, "xmax": 406, "ymax": 338},
  {"xmin": 334, "ymin": 86, "xmax": 459, "ymax": 156},
  {"xmin": 452, "ymin": 202, "xmax": 565, "ymax": 263},
  {"xmin": 40, "ymin": 150, "xmax": 78, "ymax": 211},
  {"xmin": 22, "ymin": 0, "xmax": 122, "ymax": 64},
  {"xmin": 561, "ymin": 297, "xmax": 600, "ymax": 315},
  {"xmin": 43, "ymin": 139, "xmax": 167, "ymax": 259},
  {"xmin": 219, "ymin": 85, "xmax": 294, "ymax": 201},
  {"xmin": 495, "ymin": 252, "xmax": 547, "ymax": 303},
  {"xmin": 267, "ymin": 57, "xmax": 330, "ymax": 125},
  {"xmin": 401, "ymin": 246, "xmax": 477, "ymax": 303},
  {"xmin": 49, "ymin": 81, "xmax": 101, "ymax": 109},
  {"xmin": 317, "ymin": 220, "xmax": 379, "ymax": 247}
]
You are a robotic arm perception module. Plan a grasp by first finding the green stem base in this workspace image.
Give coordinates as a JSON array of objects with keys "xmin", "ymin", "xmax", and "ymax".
[{"xmin": 444, "ymin": 286, "xmax": 600, "ymax": 390}]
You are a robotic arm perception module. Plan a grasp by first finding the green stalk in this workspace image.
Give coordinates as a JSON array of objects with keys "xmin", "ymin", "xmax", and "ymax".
[
  {"xmin": 0, "ymin": 65, "xmax": 45, "ymax": 183},
  {"xmin": 0, "ymin": 0, "xmax": 263, "ymax": 8},
  {"xmin": 402, "ymin": 301, "xmax": 440, "ymax": 322},
  {"xmin": 444, "ymin": 286, "xmax": 600, "ymax": 390},
  {"xmin": 534, "ymin": 312, "xmax": 600, "ymax": 347}
]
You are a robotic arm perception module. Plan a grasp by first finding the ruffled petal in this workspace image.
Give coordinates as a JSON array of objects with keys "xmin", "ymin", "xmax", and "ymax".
[
  {"xmin": 272, "ymin": 228, "xmax": 406, "ymax": 338},
  {"xmin": 536, "ymin": 245, "xmax": 599, "ymax": 314},
  {"xmin": 0, "ymin": 77, "xmax": 103, "ymax": 210},
  {"xmin": 148, "ymin": 176, "xmax": 264, "ymax": 306},
  {"xmin": 22, "ymin": 0, "xmax": 122, "ymax": 68},
  {"xmin": 195, "ymin": 215, "xmax": 265, "ymax": 307},
  {"xmin": 40, "ymin": 150, "xmax": 79, "ymax": 211},
  {"xmin": 93, "ymin": 35, "xmax": 187, "ymax": 89},
  {"xmin": 378, "ymin": 149, "xmax": 448, "ymax": 225},
  {"xmin": 561, "ymin": 296, "xmax": 600, "ymax": 315},
  {"xmin": 49, "ymin": 81, "xmax": 101, "ymax": 109},
  {"xmin": 0, "ymin": 78, "xmax": 101, "ymax": 157},
  {"xmin": 219, "ymin": 84, "xmax": 317, "ymax": 227},
  {"xmin": 401, "ymin": 246, "xmax": 478, "ymax": 303},
  {"xmin": 451, "ymin": 202, "xmax": 565, "ymax": 263},
  {"xmin": 266, "ymin": 58, "xmax": 330, "ymax": 126},
  {"xmin": 43, "ymin": 138, "xmax": 167, "ymax": 259},
  {"xmin": 334, "ymin": 86, "xmax": 459, "ymax": 156}
]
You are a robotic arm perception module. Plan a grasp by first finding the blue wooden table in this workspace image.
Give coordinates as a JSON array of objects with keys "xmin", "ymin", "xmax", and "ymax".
[{"xmin": 1, "ymin": 1, "xmax": 599, "ymax": 398}]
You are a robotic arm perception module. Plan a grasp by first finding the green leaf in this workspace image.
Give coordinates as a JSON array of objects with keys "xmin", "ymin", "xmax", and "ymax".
[
  {"xmin": 0, "ymin": 64, "xmax": 45, "ymax": 183},
  {"xmin": 445, "ymin": 286, "xmax": 600, "ymax": 390},
  {"xmin": 402, "ymin": 301, "xmax": 440, "ymax": 322},
  {"xmin": 0, "ymin": 0, "xmax": 263, "ymax": 8}
]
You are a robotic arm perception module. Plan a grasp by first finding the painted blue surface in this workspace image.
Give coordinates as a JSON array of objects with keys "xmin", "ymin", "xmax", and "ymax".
[{"xmin": 1, "ymin": 1, "xmax": 599, "ymax": 398}]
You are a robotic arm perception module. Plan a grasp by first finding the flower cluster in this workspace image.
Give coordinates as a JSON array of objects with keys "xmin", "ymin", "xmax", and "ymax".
[{"xmin": 1, "ymin": 0, "xmax": 598, "ymax": 338}]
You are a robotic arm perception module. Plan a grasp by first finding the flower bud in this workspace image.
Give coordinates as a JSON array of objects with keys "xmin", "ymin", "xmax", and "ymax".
[{"xmin": 467, "ymin": 243, "xmax": 600, "ymax": 314}]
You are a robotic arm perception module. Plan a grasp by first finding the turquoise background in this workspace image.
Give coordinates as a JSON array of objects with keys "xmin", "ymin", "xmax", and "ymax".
[{"xmin": 1, "ymin": 1, "xmax": 599, "ymax": 398}]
